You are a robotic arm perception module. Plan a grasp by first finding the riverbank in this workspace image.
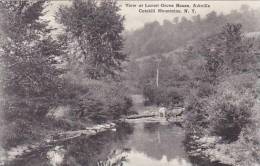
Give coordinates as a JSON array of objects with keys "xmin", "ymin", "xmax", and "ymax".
[
  {"xmin": 1, "ymin": 79, "xmax": 133, "ymax": 150},
  {"xmin": 1, "ymin": 93, "xmax": 135, "ymax": 165},
  {"xmin": 1, "ymin": 123, "xmax": 116, "ymax": 165},
  {"xmin": 2, "ymin": 120, "xmax": 192, "ymax": 166},
  {"xmin": 2, "ymin": 93, "xmax": 259, "ymax": 166}
]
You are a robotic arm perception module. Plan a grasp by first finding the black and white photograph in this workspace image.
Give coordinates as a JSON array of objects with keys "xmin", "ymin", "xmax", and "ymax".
[{"xmin": 0, "ymin": 0, "xmax": 260, "ymax": 165}]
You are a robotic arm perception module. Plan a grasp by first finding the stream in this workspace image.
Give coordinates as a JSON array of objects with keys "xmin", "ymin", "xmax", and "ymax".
[{"xmin": 6, "ymin": 122, "xmax": 193, "ymax": 166}]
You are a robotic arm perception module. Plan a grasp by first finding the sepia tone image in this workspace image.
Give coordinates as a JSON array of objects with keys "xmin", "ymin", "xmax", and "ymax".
[{"xmin": 0, "ymin": 0, "xmax": 260, "ymax": 166}]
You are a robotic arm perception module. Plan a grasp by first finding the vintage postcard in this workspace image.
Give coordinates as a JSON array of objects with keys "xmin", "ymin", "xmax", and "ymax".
[{"xmin": 0, "ymin": 0, "xmax": 259, "ymax": 166}]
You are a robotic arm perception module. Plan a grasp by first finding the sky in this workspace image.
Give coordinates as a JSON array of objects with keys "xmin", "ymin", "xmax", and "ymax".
[{"xmin": 45, "ymin": 1, "xmax": 260, "ymax": 32}]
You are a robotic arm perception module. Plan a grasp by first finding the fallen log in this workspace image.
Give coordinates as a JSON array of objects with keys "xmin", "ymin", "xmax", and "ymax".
[{"xmin": 126, "ymin": 114, "xmax": 156, "ymax": 119}]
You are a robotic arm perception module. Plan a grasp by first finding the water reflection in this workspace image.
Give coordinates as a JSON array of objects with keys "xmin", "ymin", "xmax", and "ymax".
[
  {"xmin": 105, "ymin": 122, "xmax": 192, "ymax": 166},
  {"xmin": 125, "ymin": 123, "xmax": 189, "ymax": 163},
  {"xmin": 6, "ymin": 122, "xmax": 192, "ymax": 166},
  {"xmin": 119, "ymin": 150, "xmax": 192, "ymax": 166},
  {"xmin": 61, "ymin": 122, "xmax": 134, "ymax": 166}
]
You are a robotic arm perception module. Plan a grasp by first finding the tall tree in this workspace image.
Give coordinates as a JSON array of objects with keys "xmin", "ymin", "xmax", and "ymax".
[
  {"xmin": 198, "ymin": 23, "xmax": 255, "ymax": 83},
  {"xmin": 0, "ymin": 0, "xmax": 64, "ymax": 148},
  {"xmin": 56, "ymin": 0, "xmax": 126, "ymax": 79},
  {"xmin": 0, "ymin": 0, "xmax": 63, "ymax": 100}
]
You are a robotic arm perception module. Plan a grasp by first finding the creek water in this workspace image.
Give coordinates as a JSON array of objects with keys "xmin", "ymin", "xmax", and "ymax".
[{"xmin": 7, "ymin": 122, "xmax": 193, "ymax": 166}]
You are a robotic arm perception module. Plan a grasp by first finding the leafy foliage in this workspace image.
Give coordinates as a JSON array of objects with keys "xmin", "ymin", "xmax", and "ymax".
[
  {"xmin": 181, "ymin": 24, "xmax": 258, "ymax": 165},
  {"xmin": 0, "ymin": 0, "xmax": 132, "ymax": 149},
  {"xmin": 56, "ymin": 0, "xmax": 126, "ymax": 79},
  {"xmin": 0, "ymin": 0, "xmax": 64, "ymax": 148},
  {"xmin": 0, "ymin": 1, "xmax": 64, "ymax": 99},
  {"xmin": 209, "ymin": 87, "xmax": 254, "ymax": 142},
  {"xmin": 130, "ymin": 20, "xmax": 258, "ymax": 164},
  {"xmin": 68, "ymin": 80, "xmax": 133, "ymax": 123},
  {"xmin": 197, "ymin": 24, "xmax": 255, "ymax": 83}
]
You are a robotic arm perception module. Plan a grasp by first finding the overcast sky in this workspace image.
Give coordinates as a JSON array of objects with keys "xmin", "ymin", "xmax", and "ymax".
[{"xmin": 45, "ymin": 1, "xmax": 260, "ymax": 32}]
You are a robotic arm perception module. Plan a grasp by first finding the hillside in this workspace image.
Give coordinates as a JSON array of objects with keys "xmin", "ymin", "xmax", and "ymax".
[{"xmin": 124, "ymin": 5, "xmax": 260, "ymax": 61}]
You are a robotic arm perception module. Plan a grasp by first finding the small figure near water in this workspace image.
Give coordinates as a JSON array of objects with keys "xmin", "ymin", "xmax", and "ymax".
[{"xmin": 158, "ymin": 107, "xmax": 167, "ymax": 117}]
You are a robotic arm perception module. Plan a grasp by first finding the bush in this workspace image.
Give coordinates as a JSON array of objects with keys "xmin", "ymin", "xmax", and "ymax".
[
  {"xmin": 197, "ymin": 82, "xmax": 215, "ymax": 98},
  {"xmin": 67, "ymin": 80, "xmax": 133, "ymax": 123},
  {"xmin": 1, "ymin": 117, "xmax": 46, "ymax": 148},
  {"xmin": 143, "ymin": 84, "xmax": 157, "ymax": 105},
  {"xmin": 2, "ymin": 96, "xmax": 59, "ymax": 148},
  {"xmin": 1, "ymin": 78, "xmax": 133, "ymax": 148},
  {"xmin": 165, "ymin": 87, "xmax": 185, "ymax": 107},
  {"xmin": 184, "ymin": 95, "xmax": 211, "ymax": 135},
  {"xmin": 185, "ymin": 72, "xmax": 256, "ymax": 142},
  {"xmin": 208, "ymin": 89, "xmax": 255, "ymax": 142},
  {"xmin": 143, "ymin": 84, "xmax": 184, "ymax": 107}
]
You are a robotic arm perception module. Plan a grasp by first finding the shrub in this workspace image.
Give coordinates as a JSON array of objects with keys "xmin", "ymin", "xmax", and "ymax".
[
  {"xmin": 67, "ymin": 80, "xmax": 133, "ymax": 123},
  {"xmin": 184, "ymin": 95, "xmax": 211, "ymax": 135},
  {"xmin": 143, "ymin": 84, "xmax": 157, "ymax": 105},
  {"xmin": 165, "ymin": 87, "xmax": 185, "ymax": 107},
  {"xmin": 1, "ymin": 116, "xmax": 46, "ymax": 148},
  {"xmin": 208, "ymin": 89, "xmax": 254, "ymax": 142},
  {"xmin": 197, "ymin": 82, "xmax": 215, "ymax": 98},
  {"xmin": 143, "ymin": 84, "xmax": 185, "ymax": 107}
]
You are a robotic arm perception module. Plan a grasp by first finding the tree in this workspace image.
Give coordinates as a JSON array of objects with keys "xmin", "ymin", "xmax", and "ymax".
[
  {"xmin": 198, "ymin": 23, "xmax": 255, "ymax": 83},
  {"xmin": 0, "ymin": 0, "xmax": 64, "ymax": 148},
  {"xmin": 0, "ymin": 0, "xmax": 63, "ymax": 98},
  {"xmin": 56, "ymin": 0, "xmax": 126, "ymax": 79}
]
